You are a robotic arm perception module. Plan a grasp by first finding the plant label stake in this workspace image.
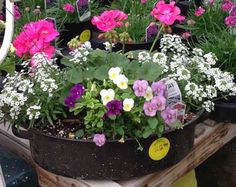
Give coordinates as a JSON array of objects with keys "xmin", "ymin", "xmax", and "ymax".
[
  {"xmin": 145, "ymin": 24, "xmax": 158, "ymax": 42},
  {"xmin": 76, "ymin": 0, "xmax": 91, "ymax": 22},
  {"xmin": 172, "ymin": 102, "xmax": 186, "ymax": 123},
  {"xmin": 166, "ymin": 79, "xmax": 182, "ymax": 106}
]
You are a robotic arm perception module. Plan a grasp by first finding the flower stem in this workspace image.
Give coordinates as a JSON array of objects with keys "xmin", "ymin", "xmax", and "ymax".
[{"xmin": 149, "ymin": 24, "xmax": 164, "ymax": 53}]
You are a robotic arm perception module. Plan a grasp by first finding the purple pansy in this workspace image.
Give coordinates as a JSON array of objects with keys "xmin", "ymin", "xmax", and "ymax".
[
  {"xmin": 151, "ymin": 81, "xmax": 166, "ymax": 96},
  {"xmin": 93, "ymin": 134, "xmax": 106, "ymax": 147},
  {"xmin": 161, "ymin": 107, "xmax": 177, "ymax": 125},
  {"xmin": 64, "ymin": 96, "xmax": 76, "ymax": 108},
  {"xmin": 143, "ymin": 101, "xmax": 158, "ymax": 117},
  {"xmin": 133, "ymin": 80, "xmax": 149, "ymax": 97},
  {"xmin": 70, "ymin": 83, "xmax": 85, "ymax": 99},
  {"xmin": 151, "ymin": 95, "xmax": 166, "ymax": 111},
  {"xmin": 106, "ymin": 100, "xmax": 123, "ymax": 116}
]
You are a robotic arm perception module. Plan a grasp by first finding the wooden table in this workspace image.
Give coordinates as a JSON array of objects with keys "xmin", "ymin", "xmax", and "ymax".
[{"xmin": 0, "ymin": 120, "xmax": 236, "ymax": 187}]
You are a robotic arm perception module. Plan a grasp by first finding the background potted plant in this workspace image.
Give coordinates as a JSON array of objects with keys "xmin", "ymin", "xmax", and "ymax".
[
  {"xmin": 91, "ymin": 0, "xmax": 186, "ymax": 53},
  {"xmin": 1, "ymin": 18, "xmax": 236, "ymax": 179},
  {"xmin": 184, "ymin": 0, "xmax": 236, "ymax": 122}
]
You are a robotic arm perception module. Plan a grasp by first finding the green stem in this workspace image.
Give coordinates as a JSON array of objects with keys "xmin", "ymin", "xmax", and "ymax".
[
  {"xmin": 58, "ymin": 13, "xmax": 68, "ymax": 31},
  {"xmin": 149, "ymin": 24, "xmax": 164, "ymax": 53},
  {"xmin": 122, "ymin": 42, "xmax": 125, "ymax": 54}
]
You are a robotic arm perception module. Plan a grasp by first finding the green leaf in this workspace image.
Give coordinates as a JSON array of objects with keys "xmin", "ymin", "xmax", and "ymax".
[
  {"xmin": 108, "ymin": 53, "xmax": 130, "ymax": 68},
  {"xmin": 75, "ymin": 129, "xmax": 84, "ymax": 138},
  {"xmin": 169, "ymin": 120, "xmax": 184, "ymax": 129},
  {"xmin": 0, "ymin": 59, "xmax": 15, "ymax": 74},
  {"xmin": 59, "ymin": 84, "xmax": 73, "ymax": 105},
  {"xmin": 60, "ymin": 57, "xmax": 74, "ymax": 67},
  {"xmin": 148, "ymin": 118, "xmax": 158, "ymax": 129},
  {"xmin": 116, "ymin": 126, "xmax": 124, "ymax": 136},
  {"xmin": 96, "ymin": 120, "xmax": 103, "ymax": 128},
  {"xmin": 109, "ymin": 115, "xmax": 116, "ymax": 120},
  {"xmin": 142, "ymin": 127, "xmax": 153, "ymax": 139},
  {"xmin": 94, "ymin": 65, "xmax": 109, "ymax": 80},
  {"xmin": 65, "ymin": 68, "xmax": 83, "ymax": 83},
  {"xmin": 83, "ymin": 67, "xmax": 95, "ymax": 80},
  {"xmin": 138, "ymin": 63, "xmax": 163, "ymax": 81}
]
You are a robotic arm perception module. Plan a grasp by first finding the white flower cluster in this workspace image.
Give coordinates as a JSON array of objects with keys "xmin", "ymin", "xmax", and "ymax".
[
  {"xmin": 138, "ymin": 51, "xmax": 151, "ymax": 63},
  {"xmin": 103, "ymin": 42, "xmax": 115, "ymax": 51},
  {"xmin": 70, "ymin": 42, "xmax": 91, "ymax": 64},
  {"xmin": 152, "ymin": 52, "xmax": 168, "ymax": 72},
  {"xmin": 160, "ymin": 34, "xmax": 189, "ymax": 56},
  {"xmin": 26, "ymin": 105, "xmax": 41, "ymax": 120},
  {"xmin": 155, "ymin": 34, "xmax": 236, "ymax": 112},
  {"xmin": 40, "ymin": 78, "xmax": 58, "ymax": 97}
]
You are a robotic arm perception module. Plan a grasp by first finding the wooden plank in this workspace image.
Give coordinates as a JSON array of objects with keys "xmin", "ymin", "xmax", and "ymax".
[
  {"xmin": 0, "ymin": 120, "xmax": 235, "ymax": 187},
  {"xmin": 120, "ymin": 120, "xmax": 236, "ymax": 187}
]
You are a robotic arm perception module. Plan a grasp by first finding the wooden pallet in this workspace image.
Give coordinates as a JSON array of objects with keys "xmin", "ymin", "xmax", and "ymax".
[{"xmin": 0, "ymin": 120, "xmax": 236, "ymax": 187}]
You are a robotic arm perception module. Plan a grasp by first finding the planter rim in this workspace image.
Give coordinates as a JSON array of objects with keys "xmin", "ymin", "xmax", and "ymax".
[{"xmin": 29, "ymin": 108, "xmax": 205, "ymax": 143}]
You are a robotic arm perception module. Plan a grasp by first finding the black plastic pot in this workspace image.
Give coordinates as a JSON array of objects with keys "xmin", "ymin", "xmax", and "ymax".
[
  {"xmin": 12, "ymin": 110, "xmax": 205, "ymax": 180},
  {"xmin": 59, "ymin": 21, "xmax": 92, "ymax": 49},
  {"xmin": 210, "ymin": 96, "xmax": 236, "ymax": 123}
]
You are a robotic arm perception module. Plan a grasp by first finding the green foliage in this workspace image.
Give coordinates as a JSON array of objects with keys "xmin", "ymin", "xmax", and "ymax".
[{"xmin": 0, "ymin": 58, "xmax": 15, "ymax": 74}]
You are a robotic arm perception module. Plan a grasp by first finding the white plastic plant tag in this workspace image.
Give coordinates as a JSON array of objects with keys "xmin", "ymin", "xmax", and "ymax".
[
  {"xmin": 165, "ymin": 79, "xmax": 182, "ymax": 107},
  {"xmin": 145, "ymin": 24, "xmax": 158, "ymax": 42},
  {"xmin": 0, "ymin": 165, "xmax": 6, "ymax": 187},
  {"xmin": 76, "ymin": 0, "xmax": 91, "ymax": 22}
]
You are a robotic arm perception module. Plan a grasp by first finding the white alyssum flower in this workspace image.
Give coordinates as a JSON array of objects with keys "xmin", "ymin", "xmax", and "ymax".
[
  {"xmin": 205, "ymin": 85, "xmax": 217, "ymax": 99},
  {"xmin": 204, "ymin": 52, "xmax": 217, "ymax": 65},
  {"xmin": 152, "ymin": 52, "xmax": 168, "ymax": 72},
  {"xmin": 103, "ymin": 42, "xmax": 114, "ymax": 51},
  {"xmin": 26, "ymin": 105, "xmax": 41, "ymax": 120},
  {"xmin": 138, "ymin": 51, "xmax": 151, "ymax": 63},
  {"xmin": 202, "ymin": 100, "xmax": 215, "ymax": 112},
  {"xmin": 144, "ymin": 86, "xmax": 153, "ymax": 101},
  {"xmin": 123, "ymin": 98, "xmax": 134, "ymax": 112},
  {"xmin": 100, "ymin": 89, "xmax": 115, "ymax": 105},
  {"xmin": 108, "ymin": 67, "xmax": 121, "ymax": 81},
  {"xmin": 70, "ymin": 46, "xmax": 90, "ymax": 64},
  {"xmin": 176, "ymin": 67, "xmax": 191, "ymax": 80},
  {"xmin": 113, "ymin": 74, "xmax": 128, "ymax": 90}
]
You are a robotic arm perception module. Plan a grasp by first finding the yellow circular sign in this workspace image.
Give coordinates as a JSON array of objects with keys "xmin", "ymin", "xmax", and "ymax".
[
  {"xmin": 148, "ymin": 137, "xmax": 170, "ymax": 161},
  {"xmin": 79, "ymin": 29, "xmax": 91, "ymax": 43}
]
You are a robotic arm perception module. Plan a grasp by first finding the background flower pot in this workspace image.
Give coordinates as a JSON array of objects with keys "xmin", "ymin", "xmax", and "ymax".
[
  {"xmin": 210, "ymin": 96, "xmax": 236, "ymax": 123},
  {"xmin": 12, "ymin": 110, "xmax": 205, "ymax": 180},
  {"xmin": 58, "ymin": 21, "xmax": 92, "ymax": 49}
]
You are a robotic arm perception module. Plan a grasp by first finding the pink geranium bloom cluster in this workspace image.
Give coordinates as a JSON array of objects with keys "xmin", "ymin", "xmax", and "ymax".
[
  {"xmin": 13, "ymin": 20, "xmax": 59, "ymax": 59},
  {"xmin": 225, "ymin": 15, "xmax": 236, "ymax": 27},
  {"xmin": 133, "ymin": 80, "xmax": 177, "ymax": 125},
  {"xmin": 150, "ymin": 0, "xmax": 185, "ymax": 25},
  {"xmin": 221, "ymin": 0, "xmax": 235, "ymax": 12},
  {"xmin": 91, "ymin": 10, "xmax": 128, "ymax": 32},
  {"xmin": 63, "ymin": 3, "xmax": 75, "ymax": 13},
  {"xmin": 14, "ymin": 5, "xmax": 21, "ymax": 20},
  {"xmin": 194, "ymin": 7, "xmax": 205, "ymax": 17}
]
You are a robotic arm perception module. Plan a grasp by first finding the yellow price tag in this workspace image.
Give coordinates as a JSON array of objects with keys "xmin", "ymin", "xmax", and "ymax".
[
  {"xmin": 148, "ymin": 137, "xmax": 170, "ymax": 161},
  {"xmin": 79, "ymin": 29, "xmax": 91, "ymax": 43}
]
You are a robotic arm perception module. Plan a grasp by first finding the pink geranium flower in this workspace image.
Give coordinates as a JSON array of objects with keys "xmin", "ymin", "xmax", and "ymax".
[
  {"xmin": 225, "ymin": 15, "xmax": 236, "ymax": 27},
  {"xmin": 194, "ymin": 7, "xmax": 205, "ymax": 17},
  {"xmin": 221, "ymin": 0, "xmax": 235, "ymax": 12},
  {"xmin": 63, "ymin": 3, "xmax": 75, "ymax": 13},
  {"xmin": 92, "ymin": 10, "xmax": 128, "ymax": 32},
  {"xmin": 13, "ymin": 20, "xmax": 59, "ymax": 58},
  {"xmin": 150, "ymin": 0, "xmax": 185, "ymax": 25}
]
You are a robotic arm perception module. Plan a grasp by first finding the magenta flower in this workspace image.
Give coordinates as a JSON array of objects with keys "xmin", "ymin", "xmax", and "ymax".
[
  {"xmin": 14, "ymin": 5, "xmax": 21, "ymax": 20},
  {"xmin": 225, "ymin": 15, "xmax": 236, "ymax": 27},
  {"xmin": 143, "ymin": 102, "xmax": 158, "ymax": 117},
  {"xmin": 151, "ymin": 95, "xmax": 166, "ymax": 111},
  {"xmin": 133, "ymin": 80, "xmax": 149, "ymax": 97},
  {"xmin": 70, "ymin": 83, "xmax": 85, "ymax": 99},
  {"xmin": 13, "ymin": 20, "xmax": 59, "ymax": 58},
  {"xmin": 92, "ymin": 10, "xmax": 128, "ymax": 32},
  {"xmin": 221, "ymin": 0, "xmax": 235, "ymax": 12},
  {"xmin": 151, "ymin": 81, "xmax": 166, "ymax": 96},
  {"xmin": 161, "ymin": 107, "xmax": 177, "ymax": 125},
  {"xmin": 182, "ymin": 32, "xmax": 191, "ymax": 40},
  {"xmin": 63, "ymin": 3, "xmax": 75, "ymax": 13},
  {"xmin": 93, "ymin": 134, "xmax": 106, "ymax": 147},
  {"xmin": 150, "ymin": 0, "xmax": 185, "ymax": 25},
  {"xmin": 106, "ymin": 100, "xmax": 123, "ymax": 116},
  {"xmin": 64, "ymin": 96, "xmax": 76, "ymax": 108},
  {"xmin": 194, "ymin": 7, "xmax": 205, "ymax": 17}
]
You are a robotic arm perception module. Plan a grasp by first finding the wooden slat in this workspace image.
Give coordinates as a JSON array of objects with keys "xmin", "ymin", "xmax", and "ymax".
[{"xmin": 0, "ymin": 120, "xmax": 236, "ymax": 187}]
